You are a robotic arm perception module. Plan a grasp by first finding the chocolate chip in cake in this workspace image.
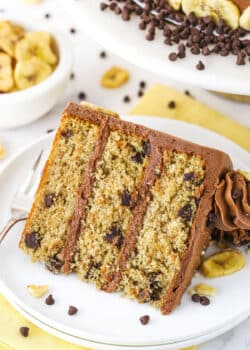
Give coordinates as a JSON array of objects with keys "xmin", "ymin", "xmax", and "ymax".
[
  {"xmin": 19, "ymin": 326, "xmax": 29, "ymax": 337},
  {"xmin": 200, "ymin": 296, "xmax": 210, "ymax": 306},
  {"xmin": 105, "ymin": 226, "xmax": 124, "ymax": 249},
  {"xmin": 131, "ymin": 152, "xmax": 144, "ymax": 164},
  {"xmin": 141, "ymin": 141, "xmax": 150, "ymax": 157},
  {"xmin": 78, "ymin": 91, "xmax": 86, "ymax": 100},
  {"xmin": 45, "ymin": 294, "xmax": 55, "ymax": 305},
  {"xmin": 191, "ymin": 293, "xmax": 201, "ymax": 303},
  {"xmin": 184, "ymin": 172, "xmax": 195, "ymax": 181},
  {"xmin": 85, "ymin": 262, "xmax": 101, "ymax": 279},
  {"xmin": 44, "ymin": 193, "xmax": 55, "ymax": 208},
  {"xmin": 196, "ymin": 60, "xmax": 205, "ymax": 70},
  {"xmin": 139, "ymin": 315, "xmax": 150, "ymax": 325},
  {"xmin": 61, "ymin": 129, "xmax": 73, "ymax": 139},
  {"xmin": 121, "ymin": 189, "xmax": 131, "ymax": 206},
  {"xmin": 68, "ymin": 305, "xmax": 78, "ymax": 316},
  {"xmin": 24, "ymin": 232, "xmax": 41, "ymax": 249},
  {"xmin": 168, "ymin": 100, "xmax": 176, "ymax": 109},
  {"xmin": 178, "ymin": 204, "xmax": 192, "ymax": 222},
  {"xmin": 45, "ymin": 255, "xmax": 63, "ymax": 274},
  {"xmin": 232, "ymin": 188, "xmax": 242, "ymax": 200}
]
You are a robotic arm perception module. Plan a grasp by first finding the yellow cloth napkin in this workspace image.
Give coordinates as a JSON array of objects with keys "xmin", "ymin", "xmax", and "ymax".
[
  {"xmin": 130, "ymin": 84, "xmax": 250, "ymax": 152},
  {"xmin": 0, "ymin": 83, "xmax": 249, "ymax": 350}
]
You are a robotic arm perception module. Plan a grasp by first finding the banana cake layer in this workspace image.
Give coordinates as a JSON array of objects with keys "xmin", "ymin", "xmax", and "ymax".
[{"xmin": 20, "ymin": 102, "xmax": 232, "ymax": 314}]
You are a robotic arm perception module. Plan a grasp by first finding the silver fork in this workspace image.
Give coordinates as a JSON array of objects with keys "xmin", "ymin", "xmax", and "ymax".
[{"xmin": 0, "ymin": 150, "xmax": 44, "ymax": 244}]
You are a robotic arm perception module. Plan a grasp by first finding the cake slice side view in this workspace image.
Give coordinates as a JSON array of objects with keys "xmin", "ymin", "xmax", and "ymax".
[{"xmin": 20, "ymin": 102, "xmax": 233, "ymax": 314}]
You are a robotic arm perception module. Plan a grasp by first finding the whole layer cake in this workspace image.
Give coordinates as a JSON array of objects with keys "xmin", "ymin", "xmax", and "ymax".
[{"xmin": 20, "ymin": 102, "xmax": 241, "ymax": 314}]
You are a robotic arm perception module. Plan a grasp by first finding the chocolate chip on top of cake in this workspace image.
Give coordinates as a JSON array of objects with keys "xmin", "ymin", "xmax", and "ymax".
[{"xmin": 20, "ymin": 102, "xmax": 233, "ymax": 314}]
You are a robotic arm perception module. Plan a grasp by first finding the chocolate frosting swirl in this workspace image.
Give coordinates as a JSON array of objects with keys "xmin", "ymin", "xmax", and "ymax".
[{"xmin": 213, "ymin": 171, "xmax": 250, "ymax": 245}]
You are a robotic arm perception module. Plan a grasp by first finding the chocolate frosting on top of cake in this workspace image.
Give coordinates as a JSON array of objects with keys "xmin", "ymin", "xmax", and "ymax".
[{"xmin": 213, "ymin": 170, "xmax": 250, "ymax": 245}]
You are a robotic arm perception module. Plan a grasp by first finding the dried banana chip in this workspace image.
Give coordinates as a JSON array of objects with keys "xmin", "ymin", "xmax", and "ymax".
[
  {"xmin": 0, "ymin": 21, "xmax": 25, "ymax": 57},
  {"xmin": 15, "ymin": 32, "xmax": 58, "ymax": 65},
  {"xmin": 201, "ymin": 250, "xmax": 246, "ymax": 278},
  {"xmin": 27, "ymin": 284, "xmax": 48, "ymax": 297},
  {"xmin": 14, "ymin": 56, "xmax": 52, "ymax": 90},
  {"xmin": 189, "ymin": 283, "xmax": 217, "ymax": 296},
  {"xmin": 0, "ymin": 53, "xmax": 14, "ymax": 92},
  {"xmin": 239, "ymin": 6, "xmax": 250, "ymax": 30},
  {"xmin": 182, "ymin": 0, "xmax": 240, "ymax": 29},
  {"xmin": 101, "ymin": 66, "xmax": 130, "ymax": 89},
  {"xmin": 0, "ymin": 20, "xmax": 25, "ymax": 37}
]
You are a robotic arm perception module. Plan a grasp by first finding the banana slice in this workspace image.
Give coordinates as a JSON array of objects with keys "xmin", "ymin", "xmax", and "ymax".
[
  {"xmin": 0, "ymin": 20, "xmax": 25, "ymax": 37},
  {"xmin": 0, "ymin": 53, "xmax": 14, "ymax": 92},
  {"xmin": 189, "ymin": 283, "xmax": 217, "ymax": 296},
  {"xmin": 15, "ymin": 32, "xmax": 57, "ymax": 65},
  {"xmin": 101, "ymin": 66, "xmax": 130, "ymax": 89},
  {"xmin": 239, "ymin": 6, "xmax": 250, "ymax": 30},
  {"xmin": 14, "ymin": 57, "xmax": 52, "ymax": 90},
  {"xmin": 0, "ymin": 21, "xmax": 25, "ymax": 57},
  {"xmin": 182, "ymin": 0, "xmax": 240, "ymax": 29},
  {"xmin": 168, "ymin": 0, "xmax": 182, "ymax": 10},
  {"xmin": 201, "ymin": 250, "xmax": 246, "ymax": 278}
]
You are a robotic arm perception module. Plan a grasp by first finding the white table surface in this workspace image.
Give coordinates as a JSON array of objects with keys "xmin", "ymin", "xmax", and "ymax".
[{"xmin": 0, "ymin": 1, "xmax": 249, "ymax": 349}]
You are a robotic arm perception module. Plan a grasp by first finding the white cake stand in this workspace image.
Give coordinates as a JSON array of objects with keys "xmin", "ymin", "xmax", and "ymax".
[{"xmin": 61, "ymin": 0, "xmax": 250, "ymax": 95}]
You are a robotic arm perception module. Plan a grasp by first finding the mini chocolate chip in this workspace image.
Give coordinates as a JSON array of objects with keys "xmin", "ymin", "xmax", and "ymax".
[
  {"xmin": 70, "ymin": 28, "xmax": 76, "ymax": 34},
  {"xmin": 178, "ymin": 204, "xmax": 192, "ymax": 222},
  {"xmin": 100, "ymin": 2, "xmax": 108, "ymax": 11},
  {"xmin": 121, "ymin": 189, "xmax": 131, "ymax": 206},
  {"xmin": 168, "ymin": 52, "xmax": 178, "ymax": 61},
  {"xmin": 139, "ymin": 81, "xmax": 146, "ymax": 89},
  {"xmin": 100, "ymin": 50, "xmax": 107, "ymax": 58},
  {"xmin": 196, "ymin": 60, "xmax": 205, "ymax": 70},
  {"xmin": 44, "ymin": 193, "xmax": 55, "ymax": 208},
  {"xmin": 184, "ymin": 172, "xmax": 195, "ymax": 181},
  {"xmin": 78, "ymin": 91, "xmax": 86, "ymax": 100},
  {"xmin": 68, "ymin": 305, "xmax": 78, "ymax": 315},
  {"xmin": 45, "ymin": 294, "xmax": 55, "ymax": 305},
  {"xmin": 131, "ymin": 152, "xmax": 144, "ymax": 164},
  {"xmin": 24, "ymin": 232, "xmax": 40, "ymax": 249},
  {"xmin": 200, "ymin": 296, "xmax": 210, "ymax": 306},
  {"xmin": 138, "ymin": 90, "xmax": 144, "ymax": 97},
  {"xmin": 44, "ymin": 13, "xmax": 51, "ymax": 19},
  {"xmin": 123, "ymin": 95, "xmax": 131, "ymax": 103},
  {"xmin": 140, "ymin": 315, "xmax": 150, "ymax": 325},
  {"xmin": 19, "ymin": 326, "xmax": 29, "ymax": 337},
  {"xmin": 191, "ymin": 293, "xmax": 201, "ymax": 303},
  {"xmin": 61, "ymin": 129, "xmax": 73, "ymax": 138},
  {"xmin": 232, "ymin": 188, "xmax": 242, "ymax": 200},
  {"xmin": 70, "ymin": 72, "xmax": 75, "ymax": 80},
  {"xmin": 46, "ymin": 128, "xmax": 54, "ymax": 133},
  {"xmin": 168, "ymin": 100, "xmax": 176, "ymax": 109}
]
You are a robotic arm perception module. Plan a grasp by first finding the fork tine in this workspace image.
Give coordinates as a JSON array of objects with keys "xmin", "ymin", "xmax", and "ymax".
[{"xmin": 24, "ymin": 150, "xmax": 44, "ymax": 195}]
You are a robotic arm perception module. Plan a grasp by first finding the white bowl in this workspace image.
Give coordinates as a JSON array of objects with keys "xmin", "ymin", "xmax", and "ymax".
[{"xmin": 0, "ymin": 23, "xmax": 73, "ymax": 129}]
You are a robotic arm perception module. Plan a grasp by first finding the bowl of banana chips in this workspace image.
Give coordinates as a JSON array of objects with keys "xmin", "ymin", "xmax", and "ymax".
[{"xmin": 0, "ymin": 20, "xmax": 72, "ymax": 128}]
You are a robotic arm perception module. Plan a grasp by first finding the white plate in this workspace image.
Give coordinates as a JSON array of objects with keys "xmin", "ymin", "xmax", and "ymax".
[
  {"xmin": 0, "ymin": 116, "xmax": 249, "ymax": 347},
  {"xmin": 6, "ymin": 295, "xmax": 250, "ymax": 350},
  {"xmin": 61, "ymin": 0, "xmax": 250, "ymax": 95}
]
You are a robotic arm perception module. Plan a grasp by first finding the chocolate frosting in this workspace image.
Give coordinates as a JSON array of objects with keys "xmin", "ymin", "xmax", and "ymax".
[{"xmin": 214, "ymin": 171, "xmax": 250, "ymax": 245}]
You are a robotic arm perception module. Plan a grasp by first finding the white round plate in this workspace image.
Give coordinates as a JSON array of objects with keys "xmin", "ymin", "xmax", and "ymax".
[
  {"xmin": 61, "ymin": 0, "xmax": 250, "ymax": 95},
  {"xmin": 6, "ymin": 295, "xmax": 250, "ymax": 350},
  {"xmin": 0, "ymin": 116, "xmax": 249, "ymax": 347}
]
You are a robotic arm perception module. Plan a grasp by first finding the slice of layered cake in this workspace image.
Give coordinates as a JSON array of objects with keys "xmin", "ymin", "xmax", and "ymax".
[{"xmin": 20, "ymin": 102, "xmax": 237, "ymax": 314}]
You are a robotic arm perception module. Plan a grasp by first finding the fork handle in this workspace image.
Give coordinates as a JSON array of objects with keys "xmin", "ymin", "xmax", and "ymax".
[{"xmin": 0, "ymin": 216, "xmax": 27, "ymax": 244}]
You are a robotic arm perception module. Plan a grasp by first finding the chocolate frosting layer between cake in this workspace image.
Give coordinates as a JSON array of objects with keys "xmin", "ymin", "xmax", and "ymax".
[{"xmin": 213, "ymin": 171, "xmax": 250, "ymax": 245}]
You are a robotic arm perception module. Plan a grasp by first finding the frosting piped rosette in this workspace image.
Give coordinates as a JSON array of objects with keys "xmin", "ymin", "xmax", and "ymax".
[{"xmin": 213, "ymin": 170, "xmax": 250, "ymax": 245}]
